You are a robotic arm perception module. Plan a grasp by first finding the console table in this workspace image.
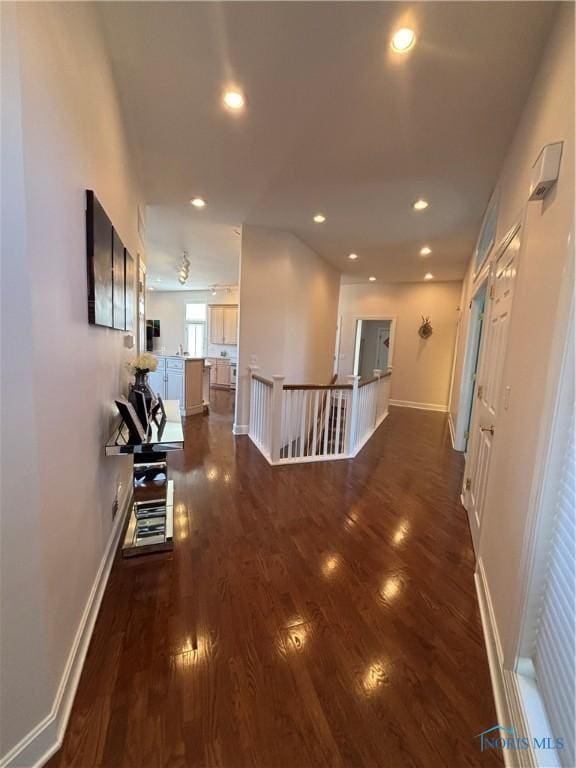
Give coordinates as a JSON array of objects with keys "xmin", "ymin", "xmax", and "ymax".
[{"xmin": 105, "ymin": 399, "xmax": 184, "ymax": 557}]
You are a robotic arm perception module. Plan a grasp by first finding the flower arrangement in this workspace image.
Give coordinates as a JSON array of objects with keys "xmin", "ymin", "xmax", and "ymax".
[{"xmin": 126, "ymin": 353, "xmax": 158, "ymax": 375}]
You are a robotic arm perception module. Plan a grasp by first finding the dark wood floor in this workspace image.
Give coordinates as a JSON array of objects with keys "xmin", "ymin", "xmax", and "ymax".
[{"xmin": 48, "ymin": 391, "xmax": 501, "ymax": 768}]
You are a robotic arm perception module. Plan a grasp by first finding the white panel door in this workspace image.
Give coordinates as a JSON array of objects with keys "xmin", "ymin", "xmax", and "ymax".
[{"xmin": 463, "ymin": 228, "xmax": 521, "ymax": 553}]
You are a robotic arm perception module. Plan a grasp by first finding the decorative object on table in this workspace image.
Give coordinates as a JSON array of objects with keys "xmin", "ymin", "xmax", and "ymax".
[
  {"xmin": 114, "ymin": 397, "xmax": 147, "ymax": 444},
  {"xmin": 418, "ymin": 316, "xmax": 433, "ymax": 339},
  {"xmin": 132, "ymin": 390, "xmax": 150, "ymax": 434},
  {"xmin": 150, "ymin": 395, "xmax": 166, "ymax": 426},
  {"xmin": 86, "ymin": 190, "xmax": 114, "ymax": 328},
  {"xmin": 126, "ymin": 353, "xmax": 158, "ymax": 412}
]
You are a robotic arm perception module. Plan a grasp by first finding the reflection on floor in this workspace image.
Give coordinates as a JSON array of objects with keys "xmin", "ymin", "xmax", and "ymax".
[{"xmin": 48, "ymin": 391, "xmax": 501, "ymax": 768}]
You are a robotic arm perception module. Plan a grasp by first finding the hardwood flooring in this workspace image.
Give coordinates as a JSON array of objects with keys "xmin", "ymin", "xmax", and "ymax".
[{"xmin": 48, "ymin": 392, "xmax": 501, "ymax": 768}]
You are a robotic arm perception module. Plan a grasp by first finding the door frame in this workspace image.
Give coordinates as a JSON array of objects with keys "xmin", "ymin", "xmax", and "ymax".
[
  {"xmin": 453, "ymin": 272, "xmax": 490, "ymax": 452},
  {"xmin": 462, "ymin": 218, "xmax": 523, "ymax": 528},
  {"xmin": 352, "ymin": 315, "xmax": 397, "ymax": 376}
]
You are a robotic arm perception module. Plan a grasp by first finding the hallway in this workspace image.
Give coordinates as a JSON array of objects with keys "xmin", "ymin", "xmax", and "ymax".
[{"xmin": 49, "ymin": 395, "xmax": 500, "ymax": 768}]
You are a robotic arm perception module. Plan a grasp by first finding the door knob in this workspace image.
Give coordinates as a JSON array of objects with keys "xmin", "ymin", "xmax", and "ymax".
[{"xmin": 480, "ymin": 425, "xmax": 495, "ymax": 435}]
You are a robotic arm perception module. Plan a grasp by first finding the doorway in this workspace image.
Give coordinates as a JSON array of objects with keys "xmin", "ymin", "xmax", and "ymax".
[
  {"xmin": 455, "ymin": 281, "xmax": 488, "ymax": 452},
  {"xmin": 353, "ymin": 318, "xmax": 395, "ymax": 378},
  {"xmin": 462, "ymin": 224, "xmax": 522, "ymax": 553}
]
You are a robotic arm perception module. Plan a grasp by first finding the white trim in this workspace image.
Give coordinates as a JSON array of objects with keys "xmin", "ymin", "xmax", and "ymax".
[
  {"xmin": 475, "ymin": 558, "xmax": 540, "ymax": 768},
  {"xmin": 232, "ymin": 423, "xmax": 249, "ymax": 435},
  {"xmin": 350, "ymin": 411, "xmax": 389, "ymax": 456},
  {"xmin": 351, "ymin": 315, "xmax": 397, "ymax": 375},
  {"xmin": 0, "ymin": 489, "xmax": 132, "ymax": 768},
  {"xmin": 389, "ymin": 399, "xmax": 448, "ymax": 413},
  {"xmin": 448, "ymin": 412, "xmax": 456, "ymax": 448}
]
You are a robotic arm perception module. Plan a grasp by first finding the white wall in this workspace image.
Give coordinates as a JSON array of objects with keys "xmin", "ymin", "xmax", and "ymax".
[
  {"xmin": 146, "ymin": 287, "xmax": 239, "ymax": 358},
  {"xmin": 338, "ymin": 281, "xmax": 462, "ymax": 410},
  {"xmin": 235, "ymin": 225, "xmax": 340, "ymax": 430},
  {"xmin": 451, "ymin": 4, "xmax": 574, "ymax": 663},
  {"xmin": 1, "ymin": 4, "xmax": 143, "ymax": 764}
]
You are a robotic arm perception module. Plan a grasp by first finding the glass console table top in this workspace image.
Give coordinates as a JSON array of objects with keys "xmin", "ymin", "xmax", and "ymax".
[{"xmin": 105, "ymin": 399, "xmax": 184, "ymax": 455}]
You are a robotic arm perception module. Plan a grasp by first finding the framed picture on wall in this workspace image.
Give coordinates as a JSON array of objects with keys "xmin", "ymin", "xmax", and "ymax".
[
  {"xmin": 112, "ymin": 229, "xmax": 126, "ymax": 330},
  {"xmin": 86, "ymin": 191, "xmax": 113, "ymax": 327},
  {"xmin": 125, "ymin": 248, "xmax": 135, "ymax": 332}
]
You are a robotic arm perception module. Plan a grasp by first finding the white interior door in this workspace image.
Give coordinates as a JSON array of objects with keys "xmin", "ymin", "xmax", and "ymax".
[
  {"xmin": 463, "ymin": 226, "xmax": 521, "ymax": 552},
  {"xmin": 375, "ymin": 326, "xmax": 389, "ymax": 371}
]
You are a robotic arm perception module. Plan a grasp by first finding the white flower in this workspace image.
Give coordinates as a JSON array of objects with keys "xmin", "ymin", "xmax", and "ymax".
[{"xmin": 126, "ymin": 353, "xmax": 158, "ymax": 374}]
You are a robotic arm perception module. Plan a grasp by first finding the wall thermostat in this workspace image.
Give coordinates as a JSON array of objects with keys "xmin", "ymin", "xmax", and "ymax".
[{"xmin": 529, "ymin": 141, "xmax": 563, "ymax": 201}]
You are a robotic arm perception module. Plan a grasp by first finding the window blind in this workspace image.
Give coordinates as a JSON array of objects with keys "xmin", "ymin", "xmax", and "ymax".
[{"xmin": 532, "ymin": 367, "xmax": 575, "ymax": 767}]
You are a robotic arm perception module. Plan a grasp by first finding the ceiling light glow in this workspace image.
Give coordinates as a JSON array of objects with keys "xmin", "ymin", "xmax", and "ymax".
[
  {"xmin": 424, "ymin": 273, "xmax": 434, "ymax": 280},
  {"xmin": 223, "ymin": 90, "xmax": 245, "ymax": 110},
  {"xmin": 413, "ymin": 199, "xmax": 428, "ymax": 211},
  {"xmin": 313, "ymin": 213, "xmax": 326, "ymax": 223},
  {"xmin": 369, "ymin": 276, "xmax": 376, "ymax": 282},
  {"xmin": 391, "ymin": 28, "xmax": 416, "ymax": 53},
  {"xmin": 191, "ymin": 197, "xmax": 206, "ymax": 208},
  {"xmin": 349, "ymin": 253, "xmax": 358, "ymax": 260},
  {"xmin": 420, "ymin": 246, "xmax": 432, "ymax": 256}
]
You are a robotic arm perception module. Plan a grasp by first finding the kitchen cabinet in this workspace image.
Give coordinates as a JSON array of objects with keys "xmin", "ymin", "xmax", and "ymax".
[
  {"xmin": 209, "ymin": 305, "xmax": 238, "ymax": 345},
  {"xmin": 206, "ymin": 358, "xmax": 233, "ymax": 389},
  {"xmin": 147, "ymin": 356, "xmax": 209, "ymax": 415}
]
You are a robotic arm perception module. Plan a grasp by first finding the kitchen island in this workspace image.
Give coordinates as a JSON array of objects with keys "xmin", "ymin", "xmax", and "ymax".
[{"xmin": 147, "ymin": 355, "xmax": 210, "ymax": 416}]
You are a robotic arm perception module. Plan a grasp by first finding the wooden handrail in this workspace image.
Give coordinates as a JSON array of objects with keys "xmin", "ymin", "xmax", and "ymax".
[
  {"xmin": 283, "ymin": 383, "xmax": 353, "ymax": 391},
  {"xmin": 359, "ymin": 371, "xmax": 392, "ymax": 387},
  {"xmin": 359, "ymin": 376, "xmax": 379, "ymax": 387},
  {"xmin": 252, "ymin": 374, "xmax": 274, "ymax": 386}
]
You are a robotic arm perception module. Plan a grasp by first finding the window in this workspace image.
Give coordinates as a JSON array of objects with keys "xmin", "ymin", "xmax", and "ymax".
[
  {"xmin": 516, "ymin": 302, "xmax": 574, "ymax": 767},
  {"xmin": 185, "ymin": 303, "xmax": 206, "ymax": 357},
  {"xmin": 474, "ymin": 189, "xmax": 499, "ymax": 273}
]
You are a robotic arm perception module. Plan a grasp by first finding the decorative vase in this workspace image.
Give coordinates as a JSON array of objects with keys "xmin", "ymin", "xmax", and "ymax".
[{"xmin": 129, "ymin": 370, "xmax": 154, "ymax": 424}]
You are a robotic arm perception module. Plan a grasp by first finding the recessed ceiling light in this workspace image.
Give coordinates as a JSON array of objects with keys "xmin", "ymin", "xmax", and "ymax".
[
  {"xmin": 349, "ymin": 253, "xmax": 358, "ymax": 260},
  {"xmin": 420, "ymin": 246, "xmax": 432, "ymax": 256},
  {"xmin": 413, "ymin": 199, "xmax": 429, "ymax": 211},
  {"xmin": 148, "ymin": 286, "xmax": 155, "ymax": 291},
  {"xmin": 156, "ymin": 278, "xmax": 163, "ymax": 282},
  {"xmin": 313, "ymin": 213, "xmax": 326, "ymax": 223},
  {"xmin": 190, "ymin": 197, "xmax": 206, "ymax": 208},
  {"xmin": 424, "ymin": 273, "xmax": 434, "ymax": 280},
  {"xmin": 223, "ymin": 90, "xmax": 245, "ymax": 110},
  {"xmin": 369, "ymin": 276, "xmax": 376, "ymax": 282},
  {"xmin": 391, "ymin": 28, "xmax": 416, "ymax": 53}
]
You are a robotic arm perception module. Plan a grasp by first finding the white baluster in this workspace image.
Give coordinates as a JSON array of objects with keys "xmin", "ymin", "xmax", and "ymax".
[{"xmin": 270, "ymin": 375, "xmax": 284, "ymax": 463}]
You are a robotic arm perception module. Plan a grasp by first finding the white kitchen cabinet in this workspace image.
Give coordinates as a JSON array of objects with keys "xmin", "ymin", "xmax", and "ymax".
[
  {"xmin": 147, "ymin": 366, "xmax": 165, "ymax": 398},
  {"xmin": 223, "ymin": 306, "xmax": 238, "ymax": 345},
  {"xmin": 206, "ymin": 358, "xmax": 233, "ymax": 388},
  {"xmin": 166, "ymin": 370, "xmax": 184, "ymax": 403},
  {"xmin": 147, "ymin": 356, "xmax": 209, "ymax": 415},
  {"xmin": 209, "ymin": 305, "xmax": 238, "ymax": 345}
]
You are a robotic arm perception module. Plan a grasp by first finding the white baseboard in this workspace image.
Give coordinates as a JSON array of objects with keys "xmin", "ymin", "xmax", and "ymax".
[
  {"xmin": 389, "ymin": 399, "xmax": 449, "ymax": 413},
  {"xmin": 475, "ymin": 558, "xmax": 538, "ymax": 768},
  {"xmin": 448, "ymin": 412, "xmax": 456, "ymax": 448},
  {"xmin": 0, "ymin": 489, "xmax": 132, "ymax": 768},
  {"xmin": 232, "ymin": 423, "xmax": 249, "ymax": 435}
]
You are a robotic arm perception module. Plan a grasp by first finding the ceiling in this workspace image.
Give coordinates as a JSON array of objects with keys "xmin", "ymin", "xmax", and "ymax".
[{"xmin": 98, "ymin": 2, "xmax": 557, "ymax": 288}]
